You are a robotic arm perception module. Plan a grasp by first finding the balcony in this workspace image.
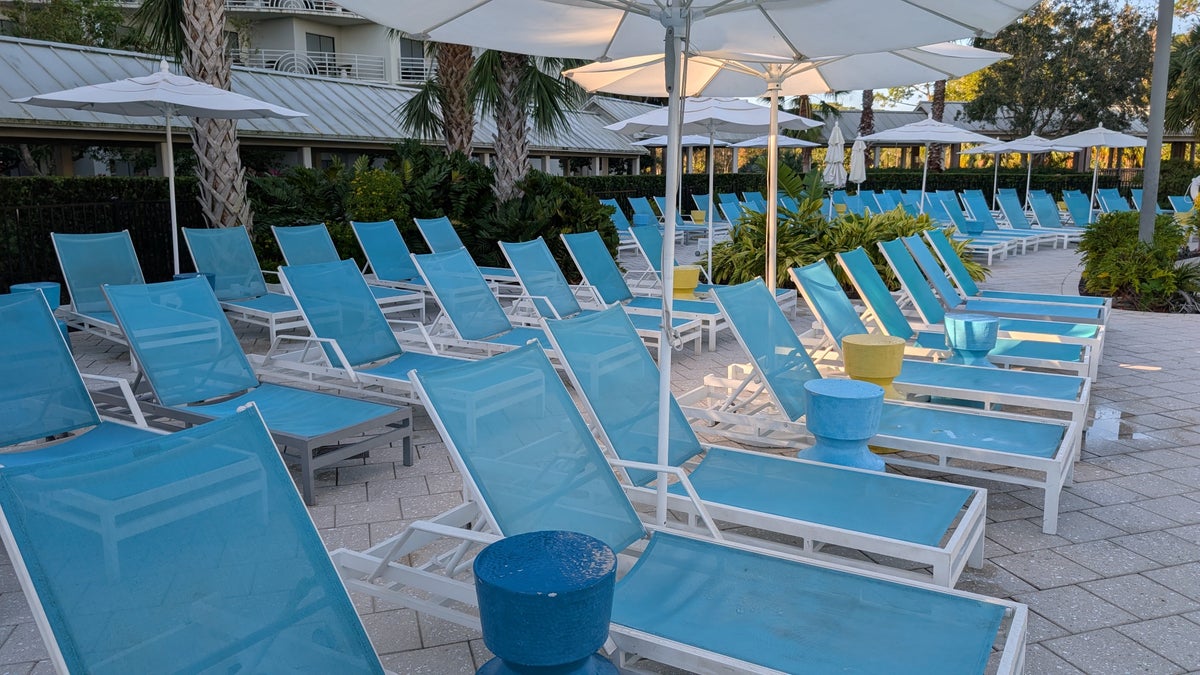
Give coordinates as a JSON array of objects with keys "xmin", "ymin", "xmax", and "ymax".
[
  {"xmin": 397, "ymin": 56, "xmax": 436, "ymax": 83},
  {"xmin": 236, "ymin": 49, "xmax": 386, "ymax": 83},
  {"xmin": 223, "ymin": 0, "xmax": 364, "ymax": 20}
]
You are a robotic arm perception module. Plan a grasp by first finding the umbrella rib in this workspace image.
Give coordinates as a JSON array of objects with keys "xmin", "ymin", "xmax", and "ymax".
[
  {"xmin": 415, "ymin": 0, "xmax": 498, "ymax": 37},
  {"xmin": 897, "ymin": 0, "xmax": 1007, "ymax": 35},
  {"xmin": 892, "ymin": 50, "xmax": 963, "ymax": 80},
  {"xmin": 751, "ymin": 6, "xmax": 804, "ymax": 60}
]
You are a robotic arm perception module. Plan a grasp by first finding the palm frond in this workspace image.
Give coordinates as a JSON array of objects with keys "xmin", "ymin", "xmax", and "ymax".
[
  {"xmin": 395, "ymin": 78, "xmax": 446, "ymax": 139},
  {"xmin": 132, "ymin": 0, "xmax": 185, "ymax": 59}
]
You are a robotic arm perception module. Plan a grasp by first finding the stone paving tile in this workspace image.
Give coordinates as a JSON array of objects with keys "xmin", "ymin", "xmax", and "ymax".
[
  {"xmin": 993, "ymin": 548, "xmax": 1103, "ymax": 589},
  {"xmin": 1056, "ymin": 540, "xmax": 1159, "ymax": 576},
  {"xmin": 1023, "ymin": 643, "xmax": 1085, "ymax": 674},
  {"xmin": 1013, "ymin": 585, "xmax": 1136, "ymax": 633},
  {"xmin": 1116, "ymin": 615, "xmax": 1200, "ymax": 671},
  {"xmin": 1085, "ymin": 502, "xmax": 1182, "ymax": 533},
  {"xmin": 1113, "ymin": 530, "xmax": 1200, "ymax": 566},
  {"xmin": 1143, "ymin": 563, "xmax": 1200, "ymax": 600},
  {"xmin": 984, "ymin": 519, "xmax": 1070, "ymax": 553},
  {"xmin": 1049, "ymin": 511, "xmax": 1127, "ymax": 543},
  {"xmin": 1044, "ymin": 628, "xmax": 1186, "ymax": 675},
  {"xmin": 378, "ymin": 643, "xmax": 477, "ymax": 674},
  {"xmin": 1081, "ymin": 574, "xmax": 1200, "ymax": 619}
]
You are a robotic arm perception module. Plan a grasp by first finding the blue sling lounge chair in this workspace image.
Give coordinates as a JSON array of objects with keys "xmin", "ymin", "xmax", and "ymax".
[
  {"xmin": 544, "ymin": 306, "xmax": 987, "ymax": 588},
  {"xmin": 597, "ymin": 198, "xmax": 639, "ymax": 254},
  {"xmin": 349, "ymin": 219, "xmax": 430, "ymax": 294},
  {"xmin": 413, "ymin": 215, "xmax": 518, "ymax": 285},
  {"xmin": 897, "ymin": 234, "xmax": 1107, "ymax": 324},
  {"xmin": 1028, "ymin": 193, "xmax": 1085, "ymax": 244},
  {"xmin": 0, "ymin": 292, "xmax": 155, "ymax": 466},
  {"xmin": 182, "ymin": 226, "xmax": 307, "ymax": 341},
  {"xmin": 261, "ymin": 258, "xmax": 466, "ymax": 404},
  {"xmin": 330, "ymin": 344, "xmax": 1028, "ymax": 673},
  {"xmin": 562, "ymin": 230, "xmax": 728, "ymax": 350},
  {"xmin": 679, "ymin": 279, "xmax": 1080, "ymax": 535},
  {"xmin": 0, "ymin": 409, "xmax": 385, "ymax": 674},
  {"xmin": 272, "ymin": 224, "xmax": 425, "ymax": 321},
  {"xmin": 51, "ymin": 231, "xmax": 144, "ymax": 348},
  {"xmin": 1061, "ymin": 191, "xmax": 1097, "ymax": 228},
  {"xmin": 499, "ymin": 237, "xmax": 703, "ymax": 354},
  {"xmin": 101, "ymin": 277, "xmax": 413, "ymax": 505}
]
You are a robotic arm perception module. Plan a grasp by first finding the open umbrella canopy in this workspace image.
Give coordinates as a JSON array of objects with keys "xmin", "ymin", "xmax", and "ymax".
[
  {"xmin": 823, "ymin": 125, "xmax": 848, "ymax": 189},
  {"xmin": 732, "ymin": 135, "xmax": 820, "ymax": 148},
  {"xmin": 857, "ymin": 117, "xmax": 994, "ymax": 146},
  {"xmin": 632, "ymin": 134, "xmax": 731, "ymax": 147},
  {"xmin": 13, "ymin": 61, "xmax": 305, "ymax": 276},
  {"xmin": 606, "ymin": 96, "xmax": 819, "ymax": 135},
  {"xmin": 1054, "ymin": 124, "xmax": 1146, "ymax": 209}
]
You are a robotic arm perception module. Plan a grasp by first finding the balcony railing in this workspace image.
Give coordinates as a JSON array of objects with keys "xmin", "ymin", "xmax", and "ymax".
[
  {"xmin": 398, "ymin": 56, "xmax": 436, "ymax": 83},
  {"xmin": 236, "ymin": 49, "xmax": 386, "ymax": 82},
  {"xmin": 224, "ymin": 0, "xmax": 359, "ymax": 17}
]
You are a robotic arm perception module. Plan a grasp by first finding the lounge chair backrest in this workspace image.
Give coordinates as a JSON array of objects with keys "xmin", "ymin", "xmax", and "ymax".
[
  {"xmin": 780, "ymin": 195, "xmax": 799, "ymax": 211},
  {"xmin": 711, "ymin": 280, "xmax": 821, "ymax": 421},
  {"xmin": 996, "ymin": 193, "xmax": 1032, "ymax": 229},
  {"xmin": 790, "ymin": 260, "xmax": 871, "ymax": 345},
  {"xmin": 499, "ymin": 237, "xmax": 582, "ymax": 319},
  {"xmin": 272, "ymin": 223, "xmax": 340, "ymax": 266},
  {"xmin": 934, "ymin": 194, "xmax": 980, "ymax": 233},
  {"xmin": 628, "ymin": 196, "xmax": 658, "ymax": 221},
  {"xmin": 652, "ymin": 196, "xmax": 686, "ymax": 227},
  {"xmin": 831, "ymin": 190, "xmax": 848, "ymax": 205},
  {"xmin": 692, "ymin": 193, "xmax": 711, "ymax": 212},
  {"xmin": 875, "ymin": 192, "xmax": 900, "ymax": 212},
  {"xmin": 599, "ymin": 198, "xmax": 632, "ymax": 231},
  {"xmin": 1098, "ymin": 188, "xmax": 1129, "ymax": 211},
  {"xmin": 843, "ymin": 193, "xmax": 864, "ymax": 216},
  {"xmin": 877, "ymin": 238, "xmax": 947, "ymax": 324},
  {"xmin": 859, "ymin": 191, "xmax": 882, "ymax": 214},
  {"xmin": 1130, "ymin": 188, "xmax": 1145, "ymax": 210},
  {"xmin": 1030, "ymin": 193, "xmax": 1066, "ymax": 229},
  {"xmin": 630, "ymin": 225, "xmax": 667, "ymax": 275},
  {"xmin": 0, "ymin": 292, "xmax": 99, "ymax": 445},
  {"xmin": 743, "ymin": 191, "xmax": 765, "ymax": 207},
  {"xmin": 924, "ymin": 230, "xmax": 982, "ymax": 297},
  {"xmin": 412, "ymin": 248, "xmax": 513, "ymax": 341},
  {"xmin": 182, "ymin": 227, "xmax": 269, "ymax": 301},
  {"xmin": 279, "ymin": 259, "xmax": 402, "ymax": 366},
  {"xmin": 52, "ymin": 231, "xmax": 144, "ymax": 314},
  {"xmin": 960, "ymin": 193, "xmax": 1000, "ymax": 230},
  {"xmin": 414, "ymin": 216, "xmax": 465, "ymax": 253},
  {"xmin": 1169, "ymin": 195, "xmax": 1194, "ymax": 214},
  {"xmin": 412, "ymin": 343, "xmax": 645, "ymax": 553},
  {"xmin": 350, "ymin": 219, "xmax": 421, "ymax": 283},
  {"xmin": 544, "ymin": 307, "xmax": 704, "ymax": 487},
  {"xmin": 900, "ymin": 235, "xmax": 963, "ymax": 304},
  {"xmin": 0, "ymin": 409, "xmax": 383, "ymax": 674},
  {"xmin": 1062, "ymin": 191, "xmax": 1094, "ymax": 226},
  {"xmin": 834, "ymin": 248, "xmax": 916, "ymax": 342},
  {"xmin": 561, "ymin": 231, "xmax": 635, "ymax": 305},
  {"xmin": 104, "ymin": 278, "xmax": 260, "ymax": 406}
]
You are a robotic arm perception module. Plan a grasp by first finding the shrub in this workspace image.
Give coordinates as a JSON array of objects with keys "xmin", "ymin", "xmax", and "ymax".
[
  {"xmin": 1078, "ymin": 211, "xmax": 1187, "ymax": 310},
  {"xmin": 347, "ymin": 163, "xmax": 409, "ymax": 226}
]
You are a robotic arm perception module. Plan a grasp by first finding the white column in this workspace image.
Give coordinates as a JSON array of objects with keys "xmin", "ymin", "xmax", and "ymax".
[
  {"xmin": 731, "ymin": 147, "xmax": 740, "ymax": 173},
  {"xmin": 633, "ymin": 156, "xmax": 641, "ymax": 174},
  {"xmin": 592, "ymin": 156, "xmax": 600, "ymax": 175},
  {"xmin": 687, "ymin": 146, "xmax": 694, "ymax": 173},
  {"xmin": 300, "ymin": 147, "xmax": 313, "ymax": 169}
]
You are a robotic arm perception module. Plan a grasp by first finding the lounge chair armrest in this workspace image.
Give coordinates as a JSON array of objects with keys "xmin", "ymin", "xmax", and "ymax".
[
  {"xmin": 608, "ymin": 458, "xmax": 723, "ymax": 541},
  {"xmin": 262, "ymin": 334, "xmax": 359, "ymax": 382},
  {"xmin": 386, "ymin": 319, "xmax": 440, "ymax": 354},
  {"xmin": 260, "ymin": 268, "xmax": 281, "ymax": 281},
  {"xmin": 80, "ymin": 373, "xmax": 148, "ymax": 428}
]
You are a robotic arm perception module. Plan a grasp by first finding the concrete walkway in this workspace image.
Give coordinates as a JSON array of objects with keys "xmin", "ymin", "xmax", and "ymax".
[{"xmin": 3, "ymin": 245, "xmax": 1200, "ymax": 674}]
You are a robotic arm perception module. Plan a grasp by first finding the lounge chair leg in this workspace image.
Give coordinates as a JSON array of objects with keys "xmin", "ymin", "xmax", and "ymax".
[
  {"xmin": 1041, "ymin": 478, "xmax": 1061, "ymax": 535},
  {"xmin": 969, "ymin": 532, "xmax": 985, "ymax": 569},
  {"xmin": 299, "ymin": 450, "xmax": 316, "ymax": 506},
  {"xmin": 402, "ymin": 432, "xmax": 413, "ymax": 467}
]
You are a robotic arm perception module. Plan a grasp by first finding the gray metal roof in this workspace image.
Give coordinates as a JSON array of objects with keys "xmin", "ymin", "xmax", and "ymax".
[
  {"xmin": 585, "ymin": 96, "xmax": 662, "ymax": 125},
  {"xmin": 0, "ymin": 36, "xmax": 643, "ymax": 155}
]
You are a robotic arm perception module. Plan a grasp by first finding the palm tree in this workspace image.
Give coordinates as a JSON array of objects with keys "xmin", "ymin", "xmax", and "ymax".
[
  {"xmin": 396, "ymin": 42, "xmax": 476, "ymax": 156},
  {"xmin": 858, "ymin": 89, "xmax": 875, "ymax": 168},
  {"xmin": 134, "ymin": 0, "xmax": 250, "ymax": 230},
  {"xmin": 927, "ymin": 79, "xmax": 947, "ymax": 172},
  {"xmin": 472, "ymin": 51, "xmax": 584, "ymax": 200},
  {"xmin": 1166, "ymin": 24, "xmax": 1200, "ymax": 135}
]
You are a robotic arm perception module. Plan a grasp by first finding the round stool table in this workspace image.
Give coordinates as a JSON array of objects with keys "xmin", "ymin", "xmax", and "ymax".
[
  {"xmin": 796, "ymin": 379, "xmax": 885, "ymax": 471},
  {"xmin": 841, "ymin": 333, "xmax": 906, "ymax": 399},
  {"xmin": 672, "ymin": 265, "xmax": 702, "ymax": 300},
  {"xmin": 474, "ymin": 530, "xmax": 618, "ymax": 674},
  {"xmin": 943, "ymin": 312, "xmax": 999, "ymax": 368}
]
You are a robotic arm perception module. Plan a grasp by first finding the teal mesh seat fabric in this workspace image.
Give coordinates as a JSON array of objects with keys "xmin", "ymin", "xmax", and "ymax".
[
  {"xmin": 630, "ymin": 225, "xmax": 668, "ymax": 274},
  {"xmin": 835, "ymin": 248, "xmax": 917, "ymax": 340},
  {"xmin": 500, "ymin": 238, "xmax": 584, "ymax": 319},
  {"xmin": 613, "ymin": 533, "xmax": 1005, "ymax": 675},
  {"xmin": 599, "ymin": 198, "xmax": 632, "ymax": 231},
  {"xmin": 413, "ymin": 216, "xmax": 465, "ymax": 252},
  {"xmin": 898, "ymin": 359, "xmax": 1083, "ymax": 403},
  {"xmin": 0, "ymin": 410, "xmax": 383, "ymax": 674},
  {"xmin": 791, "ymin": 260, "xmax": 873, "ymax": 345},
  {"xmin": 1030, "ymin": 193, "xmax": 1069, "ymax": 229},
  {"xmin": 879, "ymin": 404, "xmax": 1064, "ymax": 458},
  {"xmin": 281, "ymin": 259, "xmax": 405, "ymax": 365},
  {"xmin": 545, "ymin": 307, "xmax": 971, "ymax": 547},
  {"xmin": 52, "ymin": 231, "xmax": 144, "ymax": 315},
  {"xmin": 563, "ymin": 231, "xmax": 637, "ymax": 305},
  {"xmin": 1063, "ymin": 192, "xmax": 1096, "ymax": 226},
  {"xmin": 413, "ymin": 249, "xmax": 550, "ymax": 347},
  {"xmin": 712, "ymin": 280, "xmax": 822, "ymax": 421},
  {"xmin": 350, "ymin": 220, "xmax": 422, "ymax": 283},
  {"xmin": 182, "ymin": 227, "xmax": 271, "ymax": 301},
  {"xmin": 273, "ymin": 224, "xmax": 342, "ymax": 266},
  {"xmin": 879, "ymin": 237, "xmax": 950, "ymax": 323},
  {"xmin": 414, "ymin": 344, "xmax": 645, "ymax": 554},
  {"xmin": 179, "ymin": 383, "xmax": 397, "ymax": 438},
  {"xmin": 997, "ymin": 192, "xmax": 1035, "ymax": 230}
]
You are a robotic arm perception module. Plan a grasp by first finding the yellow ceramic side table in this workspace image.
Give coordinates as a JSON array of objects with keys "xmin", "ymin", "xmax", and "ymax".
[
  {"xmin": 841, "ymin": 333, "xmax": 906, "ymax": 399},
  {"xmin": 672, "ymin": 265, "xmax": 702, "ymax": 299}
]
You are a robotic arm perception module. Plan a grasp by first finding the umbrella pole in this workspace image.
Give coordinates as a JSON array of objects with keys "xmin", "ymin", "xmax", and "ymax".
[
  {"xmin": 919, "ymin": 144, "xmax": 929, "ymax": 215},
  {"xmin": 707, "ymin": 130, "xmax": 715, "ymax": 282},
  {"xmin": 992, "ymin": 154, "xmax": 999, "ymax": 208},
  {"xmin": 1024, "ymin": 153, "xmax": 1033, "ymax": 209},
  {"xmin": 655, "ymin": 17, "xmax": 685, "ymax": 527},
  {"xmin": 1089, "ymin": 147, "xmax": 1100, "ymax": 212},
  {"xmin": 165, "ymin": 112, "xmax": 180, "ymax": 276},
  {"xmin": 766, "ymin": 83, "xmax": 781, "ymax": 293}
]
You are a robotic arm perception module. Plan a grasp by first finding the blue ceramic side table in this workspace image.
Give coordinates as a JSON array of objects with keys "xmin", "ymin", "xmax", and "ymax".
[{"xmin": 797, "ymin": 379, "xmax": 885, "ymax": 471}]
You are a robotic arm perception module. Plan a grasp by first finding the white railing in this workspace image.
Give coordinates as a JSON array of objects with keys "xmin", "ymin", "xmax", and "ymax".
[
  {"xmin": 224, "ymin": 0, "xmax": 360, "ymax": 17},
  {"xmin": 397, "ymin": 56, "xmax": 436, "ymax": 83},
  {"xmin": 236, "ymin": 49, "xmax": 386, "ymax": 82}
]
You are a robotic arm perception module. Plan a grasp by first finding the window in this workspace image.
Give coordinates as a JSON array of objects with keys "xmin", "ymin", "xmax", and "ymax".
[{"xmin": 305, "ymin": 33, "xmax": 335, "ymax": 74}]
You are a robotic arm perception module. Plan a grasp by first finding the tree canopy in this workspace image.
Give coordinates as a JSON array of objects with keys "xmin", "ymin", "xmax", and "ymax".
[
  {"xmin": 1167, "ymin": 23, "xmax": 1200, "ymax": 133},
  {"xmin": 5, "ymin": 0, "xmax": 146, "ymax": 50},
  {"xmin": 964, "ymin": 0, "xmax": 1153, "ymax": 137}
]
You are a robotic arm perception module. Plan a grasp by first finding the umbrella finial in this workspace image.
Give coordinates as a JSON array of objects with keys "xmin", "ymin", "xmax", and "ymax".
[{"xmin": 160, "ymin": 59, "xmax": 170, "ymax": 73}]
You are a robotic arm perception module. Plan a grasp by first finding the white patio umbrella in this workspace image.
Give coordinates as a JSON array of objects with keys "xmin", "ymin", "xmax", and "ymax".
[
  {"xmin": 609, "ymin": 97, "xmax": 820, "ymax": 282},
  {"xmin": 961, "ymin": 142, "xmax": 1009, "ymax": 206},
  {"xmin": 332, "ymin": 0, "xmax": 1039, "ymax": 525},
  {"xmin": 632, "ymin": 134, "xmax": 732, "ymax": 147},
  {"xmin": 823, "ymin": 125, "xmax": 848, "ymax": 189},
  {"xmin": 858, "ymin": 118, "xmax": 994, "ymax": 213},
  {"xmin": 12, "ymin": 61, "xmax": 306, "ymax": 275},
  {"xmin": 848, "ymin": 138, "xmax": 868, "ymax": 188},
  {"xmin": 731, "ymin": 135, "xmax": 820, "ymax": 148},
  {"xmin": 1054, "ymin": 124, "xmax": 1146, "ymax": 210},
  {"xmin": 992, "ymin": 135, "xmax": 1081, "ymax": 207}
]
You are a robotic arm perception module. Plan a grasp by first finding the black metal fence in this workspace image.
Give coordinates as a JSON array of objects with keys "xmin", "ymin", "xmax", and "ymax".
[{"xmin": 0, "ymin": 200, "xmax": 207, "ymax": 296}]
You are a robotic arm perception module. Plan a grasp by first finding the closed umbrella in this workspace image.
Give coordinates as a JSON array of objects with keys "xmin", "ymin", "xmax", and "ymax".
[
  {"xmin": 1054, "ymin": 124, "xmax": 1146, "ymax": 210},
  {"xmin": 13, "ymin": 61, "xmax": 306, "ymax": 275},
  {"xmin": 823, "ymin": 125, "xmax": 848, "ymax": 189},
  {"xmin": 858, "ymin": 118, "xmax": 993, "ymax": 213},
  {"xmin": 848, "ymin": 138, "xmax": 868, "ymax": 188},
  {"xmin": 335, "ymin": 0, "xmax": 1039, "ymax": 525}
]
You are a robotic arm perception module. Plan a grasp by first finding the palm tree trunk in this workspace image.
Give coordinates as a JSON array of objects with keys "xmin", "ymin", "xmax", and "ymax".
[
  {"xmin": 438, "ymin": 43, "xmax": 475, "ymax": 156},
  {"xmin": 492, "ymin": 51, "xmax": 529, "ymax": 201},
  {"xmin": 858, "ymin": 89, "xmax": 875, "ymax": 169},
  {"xmin": 182, "ymin": 0, "xmax": 250, "ymax": 229},
  {"xmin": 796, "ymin": 95, "xmax": 813, "ymax": 171},
  {"xmin": 928, "ymin": 79, "xmax": 947, "ymax": 173}
]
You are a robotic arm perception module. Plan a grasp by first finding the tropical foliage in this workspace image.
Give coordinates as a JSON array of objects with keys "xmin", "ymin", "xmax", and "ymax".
[
  {"xmin": 1167, "ymin": 23, "xmax": 1200, "ymax": 134},
  {"xmin": 1078, "ymin": 211, "xmax": 1199, "ymax": 310}
]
